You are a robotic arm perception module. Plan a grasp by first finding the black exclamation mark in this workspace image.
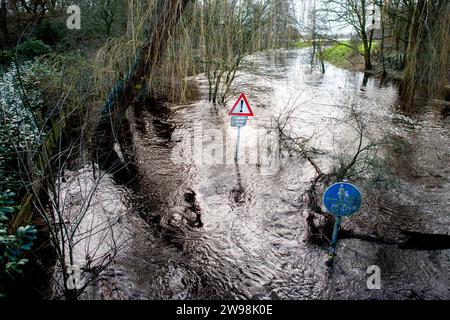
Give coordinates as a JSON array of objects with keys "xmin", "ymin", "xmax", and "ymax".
[{"xmin": 240, "ymin": 100, "xmax": 244, "ymax": 113}]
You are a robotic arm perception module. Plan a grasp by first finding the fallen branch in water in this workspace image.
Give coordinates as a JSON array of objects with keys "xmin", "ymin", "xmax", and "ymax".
[
  {"xmin": 275, "ymin": 96, "xmax": 386, "ymax": 245},
  {"xmin": 338, "ymin": 229, "xmax": 450, "ymax": 251}
]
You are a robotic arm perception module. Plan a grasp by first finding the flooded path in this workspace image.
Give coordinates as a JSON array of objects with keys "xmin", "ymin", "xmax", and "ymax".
[{"xmin": 65, "ymin": 49, "xmax": 450, "ymax": 300}]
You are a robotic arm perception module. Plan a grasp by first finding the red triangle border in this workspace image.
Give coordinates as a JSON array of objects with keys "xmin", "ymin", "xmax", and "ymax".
[{"xmin": 228, "ymin": 93, "xmax": 254, "ymax": 116}]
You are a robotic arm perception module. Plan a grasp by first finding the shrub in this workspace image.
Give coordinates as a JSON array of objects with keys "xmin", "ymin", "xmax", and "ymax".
[
  {"xmin": 0, "ymin": 191, "xmax": 37, "ymax": 279},
  {"xmin": 34, "ymin": 19, "xmax": 65, "ymax": 46},
  {"xmin": 15, "ymin": 38, "xmax": 52, "ymax": 60},
  {"xmin": 0, "ymin": 50, "xmax": 12, "ymax": 66}
]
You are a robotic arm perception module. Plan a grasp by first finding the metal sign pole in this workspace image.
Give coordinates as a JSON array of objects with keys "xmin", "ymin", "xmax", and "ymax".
[
  {"xmin": 322, "ymin": 181, "xmax": 362, "ymax": 271},
  {"xmin": 229, "ymin": 93, "xmax": 254, "ymax": 161},
  {"xmin": 328, "ymin": 216, "xmax": 341, "ymax": 265},
  {"xmin": 235, "ymin": 126, "xmax": 241, "ymax": 161}
]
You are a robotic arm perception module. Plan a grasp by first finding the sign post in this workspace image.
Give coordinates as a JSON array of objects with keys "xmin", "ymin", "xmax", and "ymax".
[
  {"xmin": 322, "ymin": 181, "xmax": 362, "ymax": 270},
  {"xmin": 329, "ymin": 216, "xmax": 341, "ymax": 257},
  {"xmin": 235, "ymin": 126, "xmax": 241, "ymax": 161},
  {"xmin": 228, "ymin": 93, "xmax": 254, "ymax": 161}
]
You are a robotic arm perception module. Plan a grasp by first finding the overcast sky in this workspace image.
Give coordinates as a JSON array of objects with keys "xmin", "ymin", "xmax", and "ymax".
[{"xmin": 293, "ymin": 0, "xmax": 375, "ymax": 35}]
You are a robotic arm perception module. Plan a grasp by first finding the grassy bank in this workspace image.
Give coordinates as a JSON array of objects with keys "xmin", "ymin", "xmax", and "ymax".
[
  {"xmin": 293, "ymin": 40, "xmax": 313, "ymax": 49},
  {"xmin": 322, "ymin": 41, "xmax": 404, "ymax": 80},
  {"xmin": 292, "ymin": 40, "xmax": 377, "ymax": 71},
  {"xmin": 322, "ymin": 41, "xmax": 377, "ymax": 70}
]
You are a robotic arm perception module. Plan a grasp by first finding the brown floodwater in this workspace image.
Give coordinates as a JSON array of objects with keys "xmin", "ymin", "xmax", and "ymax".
[{"xmin": 61, "ymin": 49, "xmax": 450, "ymax": 300}]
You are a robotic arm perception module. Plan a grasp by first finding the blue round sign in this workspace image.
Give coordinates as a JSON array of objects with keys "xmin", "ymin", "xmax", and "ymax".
[{"xmin": 322, "ymin": 182, "xmax": 362, "ymax": 217}]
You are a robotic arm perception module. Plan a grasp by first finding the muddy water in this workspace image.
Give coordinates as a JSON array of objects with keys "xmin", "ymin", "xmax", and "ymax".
[{"xmin": 74, "ymin": 49, "xmax": 450, "ymax": 299}]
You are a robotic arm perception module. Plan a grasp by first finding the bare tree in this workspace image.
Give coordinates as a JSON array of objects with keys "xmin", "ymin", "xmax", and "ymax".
[
  {"xmin": 200, "ymin": 0, "xmax": 296, "ymax": 104},
  {"xmin": 271, "ymin": 94, "xmax": 384, "ymax": 246},
  {"xmin": 92, "ymin": 0, "xmax": 125, "ymax": 38},
  {"xmin": 2, "ymin": 85, "xmax": 127, "ymax": 299},
  {"xmin": 324, "ymin": 0, "xmax": 377, "ymax": 70},
  {"xmin": 1, "ymin": 43, "xmax": 132, "ymax": 299},
  {"xmin": 6, "ymin": 85, "xmax": 130, "ymax": 301},
  {"xmin": 331, "ymin": 97, "xmax": 381, "ymax": 181},
  {"xmin": 270, "ymin": 95, "xmax": 323, "ymax": 175},
  {"xmin": 308, "ymin": 0, "xmax": 326, "ymax": 73}
]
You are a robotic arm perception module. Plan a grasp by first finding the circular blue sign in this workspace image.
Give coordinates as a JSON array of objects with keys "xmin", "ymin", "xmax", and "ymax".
[{"xmin": 322, "ymin": 182, "xmax": 362, "ymax": 217}]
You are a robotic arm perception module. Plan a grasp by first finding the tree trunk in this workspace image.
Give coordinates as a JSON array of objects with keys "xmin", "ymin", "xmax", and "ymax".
[
  {"xmin": 380, "ymin": 0, "xmax": 387, "ymax": 78},
  {"xmin": 362, "ymin": 35, "xmax": 373, "ymax": 71},
  {"xmin": 401, "ymin": 0, "xmax": 426, "ymax": 104},
  {"xmin": 212, "ymin": 69, "xmax": 223, "ymax": 104},
  {"xmin": 93, "ymin": 0, "xmax": 191, "ymax": 170},
  {"xmin": 0, "ymin": 0, "xmax": 10, "ymax": 49}
]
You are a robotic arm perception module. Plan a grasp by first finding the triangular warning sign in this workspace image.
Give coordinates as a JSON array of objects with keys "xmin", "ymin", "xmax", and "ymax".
[{"xmin": 228, "ymin": 93, "xmax": 254, "ymax": 116}]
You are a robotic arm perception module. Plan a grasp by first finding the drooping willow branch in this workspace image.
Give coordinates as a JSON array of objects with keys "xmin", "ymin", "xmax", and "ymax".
[{"xmin": 93, "ymin": 0, "xmax": 192, "ymax": 170}]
